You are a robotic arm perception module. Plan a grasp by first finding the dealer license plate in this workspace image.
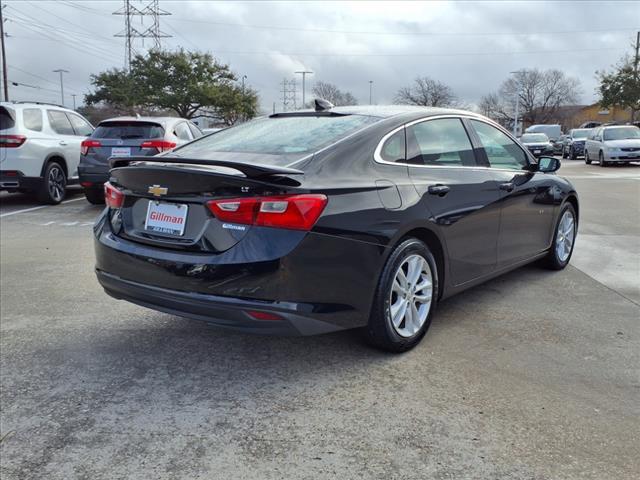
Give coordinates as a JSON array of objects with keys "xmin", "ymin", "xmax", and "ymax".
[{"xmin": 145, "ymin": 201, "xmax": 188, "ymax": 236}]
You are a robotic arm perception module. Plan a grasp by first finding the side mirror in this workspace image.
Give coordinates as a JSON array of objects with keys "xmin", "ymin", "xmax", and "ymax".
[{"xmin": 537, "ymin": 156, "xmax": 561, "ymax": 173}]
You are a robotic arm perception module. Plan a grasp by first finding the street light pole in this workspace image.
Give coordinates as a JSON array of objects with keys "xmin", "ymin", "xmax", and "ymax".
[
  {"xmin": 369, "ymin": 80, "xmax": 373, "ymax": 105},
  {"xmin": 295, "ymin": 70, "xmax": 313, "ymax": 108},
  {"xmin": 53, "ymin": 69, "xmax": 69, "ymax": 106},
  {"xmin": 71, "ymin": 94, "xmax": 77, "ymax": 110},
  {"xmin": 241, "ymin": 75, "xmax": 247, "ymax": 95},
  {"xmin": 0, "ymin": 1, "xmax": 9, "ymax": 101}
]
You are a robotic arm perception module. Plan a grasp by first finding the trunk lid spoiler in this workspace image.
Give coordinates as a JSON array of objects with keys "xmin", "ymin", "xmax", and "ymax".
[{"xmin": 109, "ymin": 156, "xmax": 304, "ymax": 179}]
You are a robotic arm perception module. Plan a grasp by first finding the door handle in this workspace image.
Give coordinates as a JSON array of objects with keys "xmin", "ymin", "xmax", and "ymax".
[
  {"xmin": 427, "ymin": 184, "xmax": 450, "ymax": 196},
  {"xmin": 499, "ymin": 182, "xmax": 515, "ymax": 192},
  {"xmin": 59, "ymin": 141, "xmax": 68, "ymax": 146}
]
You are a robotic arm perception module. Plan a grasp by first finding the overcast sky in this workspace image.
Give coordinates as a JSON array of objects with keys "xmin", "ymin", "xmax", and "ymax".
[{"xmin": 3, "ymin": 0, "xmax": 639, "ymax": 113}]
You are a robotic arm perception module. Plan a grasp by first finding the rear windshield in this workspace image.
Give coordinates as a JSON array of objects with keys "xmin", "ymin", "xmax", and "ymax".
[
  {"xmin": 173, "ymin": 115, "xmax": 379, "ymax": 157},
  {"xmin": 93, "ymin": 121, "xmax": 164, "ymax": 139},
  {"xmin": 0, "ymin": 107, "xmax": 15, "ymax": 130},
  {"xmin": 603, "ymin": 127, "xmax": 640, "ymax": 141},
  {"xmin": 521, "ymin": 133, "xmax": 548, "ymax": 143}
]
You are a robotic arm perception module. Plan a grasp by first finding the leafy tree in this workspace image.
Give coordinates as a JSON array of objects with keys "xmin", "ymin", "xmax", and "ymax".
[
  {"xmin": 394, "ymin": 76, "xmax": 458, "ymax": 107},
  {"xmin": 85, "ymin": 49, "xmax": 258, "ymax": 123},
  {"xmin": 480, "ymin": 69, "xmax": 581, "ymax": 126},
  {"xmin": 310, "ymin": 81, "xmax": 358, "ymax": 106},
  {"xmin": 597, "ymin": 55, "xmax": 640, "ymax": 122}
]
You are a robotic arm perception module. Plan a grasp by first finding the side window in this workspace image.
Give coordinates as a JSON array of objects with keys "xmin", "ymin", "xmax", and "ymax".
[
  {"xmin": 406, "ymin": 118, "xmax": 476, "ymax": 166},
  {"xmin": 188, "ymin": 122, "xmax": 202, "ymax": 138},
  {"xmin": 379, "ymin": 128, "xmax": 406, "ymax": 163},
  {"xmin": 47, "ymin": 110, "xmax": 75, "ymax": 135},
  {"xmin": 23, "ymin": 109, "xmax": 43, "ymax": 132},
  {"xmin": 470, "ymin": 120, "xmax": 528, "ymax": 170},
  {"xmin": 66, "ymin": 113, "xmax": 93, "ymax": 136},
  {"xmin": 174, "ymin": 122, "xmax": 192, "ymax": 141}
]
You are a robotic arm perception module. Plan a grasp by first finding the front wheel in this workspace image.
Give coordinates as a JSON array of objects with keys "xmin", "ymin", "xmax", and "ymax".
[
  {"xmin": 585, "ymin": 150, "xmax": 592, "ymax": 164},
  {"xmin": 364, "ymin": 238, "xmax": 438, "ymax": 352},
  {"xmin": 542, "ymin": 203, "xmax": 577, "ymax": 270},
  {"xmin": 36, "ymin": 161, "xmax": 67, "ymax": 204},
  {"xmin": 570, "ymin": 147, "xmax": 577, "ymax": 160},
  {"xmin": 599, "ymin": 151, "xmax": 607, "ymax": 167}
]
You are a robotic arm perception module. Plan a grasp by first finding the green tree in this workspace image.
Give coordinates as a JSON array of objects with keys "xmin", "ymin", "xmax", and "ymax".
[
  {"xmin": 598, "ymin": 55, "xmax": 640, "ymax": 122},
  {"xmin": 85, "ymin": 49, "xmax": 258, "ymax": 123}
]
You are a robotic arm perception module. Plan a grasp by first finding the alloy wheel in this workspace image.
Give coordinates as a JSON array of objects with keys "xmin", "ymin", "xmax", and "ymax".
[
  {"xmin": 388, "ymin": 254, "xmax": 433, "ymax": 338},
  {"xmin": 555, "ymin": 209, "xmax": 575, "ymax": 263},
  {"xmin": 48, "ymin": 166, "xmax": 66, "ymax": 202}
]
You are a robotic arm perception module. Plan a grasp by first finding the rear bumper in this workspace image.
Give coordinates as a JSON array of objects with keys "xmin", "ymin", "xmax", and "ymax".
[
  {"xmin": 78, "ymin": 168, "xmax": 109, "ymax": 188},
  {"xmin": 97, "ymin": 269, "xmax": 342, "ymax": 335},
  {"xmin": 94, "ymin": 213, "xmax": 387, "ymax": 335},
  {"xmin": 0, "ymin": 171, "xmax": 43, "ymax": 191}
]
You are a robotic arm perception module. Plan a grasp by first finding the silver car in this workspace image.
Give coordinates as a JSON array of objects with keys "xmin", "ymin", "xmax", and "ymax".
[
  {"xmin": 584, "ymin": 125, "xmax": 640, "ymax": 166},
  {"xmin": 78, "ymin": 116, "xmax": 203, "ymax": 204}
]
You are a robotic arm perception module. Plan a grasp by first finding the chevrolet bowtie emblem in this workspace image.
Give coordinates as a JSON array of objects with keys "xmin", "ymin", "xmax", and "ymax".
[{"xmin": 148, "ymin": 185, "xmax": 168, "ymax": 197}]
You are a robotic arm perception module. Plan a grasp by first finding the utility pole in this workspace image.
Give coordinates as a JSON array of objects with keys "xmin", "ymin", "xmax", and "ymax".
[
  {"xmin": 53, "ymin": 69, "xmax": 69, "ymax": 106},
  {"xmin": 71, "ymin": 94, "xmax": 77, "ymax": 110},
  {"xmin": 510, "ymin": 70, "xmax": 523, "ymax": 136},
  {"xmin": 241, "ymin": 75, "xmax": 247, "ymax": 95},
  {"xmin": 0, "ymin": 0, "xmax": 8, "ymax": 101},
  {"xmin": 114, "ymin": 0, "xmax": 171, "ymax": 71},
  {"xmin": 369, "ymin": 80, "xmax": 373, "ymax": 105},
  {"xmin": 295, "ymin": 70, "xmax": 313, "ymax": 108},
  {"xmin": 635, "ymin": 31, "xmax": 639, "ymax": 77}
]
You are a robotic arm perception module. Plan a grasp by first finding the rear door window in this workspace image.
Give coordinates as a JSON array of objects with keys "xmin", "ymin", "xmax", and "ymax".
[
  {"xmin": 406, "ymin": 118, "xmax": 476, "ymax": 166},
  {"xmin": 379, "ymin": 129, "xmax": 406, "ymax": 163},
  {"xmin": 23, "ymin": 109, "xmax": 43, "ymax": 131},
  {"xmin": 92, "ymin": 122, "xmax": 164, "ymax": 139},
  {"xmin": 47, "ymin": 110, "xmax": 75, "ymax": 135},
  {"xmin": 188, "ymin": 122, "xmax": 202, "ymax": 138},
  {"xmin": 66, "ymin": 113, "xmax": 93, "ymax": 136}
]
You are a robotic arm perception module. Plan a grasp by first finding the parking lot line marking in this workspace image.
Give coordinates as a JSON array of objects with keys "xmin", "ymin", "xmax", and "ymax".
[{"xmin": 0, "ymin": 197, "xmax": 84, "ymax": 218}]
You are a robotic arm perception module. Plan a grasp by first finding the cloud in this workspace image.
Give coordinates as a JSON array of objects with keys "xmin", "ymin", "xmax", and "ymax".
[{"xmin": 4, "ymin": 0, "xmax": 638, "ymax": 112}]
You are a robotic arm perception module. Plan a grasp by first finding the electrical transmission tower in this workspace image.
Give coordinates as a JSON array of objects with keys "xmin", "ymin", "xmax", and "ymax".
[
  {"xmin": 280, "ymin": 79, "xmax": 297, "ymax": 112},
  {"xmin": 113, "ymin": 0, "xmax": 171, "ymax": 70}
]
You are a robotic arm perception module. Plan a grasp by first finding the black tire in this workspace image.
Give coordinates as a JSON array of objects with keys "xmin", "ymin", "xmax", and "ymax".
[
  {"xmin": 36, "ymin": 161, "xmax": 67, "ymax": 204},
  {"xmin": 562, "ymin": 147, "xmax": 568, "ymax": 159},
  {"xmin": 542, "ymin": 203, "xmax": 577, "ymax": 270},
  {"xmin": 84, "ymin": 188, "xmax": 105, "ymax": 205},
  {"xmin": 569, "ymin": 147, "xmax": 577, "ymax": 160},
  {"xmin": 599, "ymin": 151, "xmax": 607, "ymax": 167},
  {"xmin": 364, "ymin": 238, "xmax": 438, "ymax": 353},
  {"xmin": 585, "ymin": 150, "xmax": 592, "ymax": 164}
]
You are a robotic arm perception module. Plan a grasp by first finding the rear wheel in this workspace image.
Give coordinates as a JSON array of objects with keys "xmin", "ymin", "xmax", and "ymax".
[
  {"xmin": 84, "ymin": 188, "xmax": 105, "ymax": 205},
  {"xmin": 37, "ymin": 161, "xmax": 66, "ymax": 204},
  {"xmin": 542, "ymin": 203, "xmax": 577, "ymax": 270},
  {"xmin": 364, "ymin": 238, "xmax": 438, "ymax": 353}
]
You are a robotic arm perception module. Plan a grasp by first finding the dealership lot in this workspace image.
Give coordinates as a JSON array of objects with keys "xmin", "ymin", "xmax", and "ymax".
[{"xmin": 1, "ymin": 160, "xmax": 639, "ymax": 479}]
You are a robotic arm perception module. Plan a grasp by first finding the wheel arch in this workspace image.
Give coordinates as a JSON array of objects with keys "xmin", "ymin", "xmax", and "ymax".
[
  {"xmin": 564, "ymin": 193, "xmax": 579, "ymax": 223},
  {"xmin": 40, "ymin": 153, "xmax": 68, "ymax": 178}
]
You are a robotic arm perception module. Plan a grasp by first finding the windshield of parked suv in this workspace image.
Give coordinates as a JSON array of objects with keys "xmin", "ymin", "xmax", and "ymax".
[
  {"xmin": 571, "ymin": 129, "xmax": 590, "ymax": 139},
  {"xmin": 603, "ymin": 127, "xmax": 640, "ymax": 141},
  {"xmin": 521, "ymin": 133, "xmax": 548, "ymax": 143},
  {"xmin": 173, "ymin": 114, "xmax": 379, "ymax": 158},
  {"xmin": 93, "ymin": 121, "xmax": 164, "ymax": 139}
]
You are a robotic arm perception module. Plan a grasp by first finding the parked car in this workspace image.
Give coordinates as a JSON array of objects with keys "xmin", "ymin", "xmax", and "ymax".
[
  {"xmin": 0, "ymin": 101, "xmax": 94, "ymax": 203},
  {"xmin": 562, "ymin": 128, "xmax": 591, "ymax": 159},
  {"xmin": 584, "ymin": 125, "xmax": 640, "ymax": 166},
  {"xmin": 525, "ymin": 124, "xmax": 562, "ymax": 141},
  {"xmin": 93, "ymin": 104, "xmax": 579, "ymax": 352},
  {"xmin": 78, "ymin": 116, "xmax": 203, "ymax": 204},
  {"xmin": 580, "ymin": 121, "xmax": 601, "ymax": 129},
  {"xmin": 519, "ymin": 133, "xmax": 554, "ymax": 157}
]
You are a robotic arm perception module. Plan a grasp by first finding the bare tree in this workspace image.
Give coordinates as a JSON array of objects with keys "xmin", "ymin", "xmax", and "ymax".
[
  {"xmin": 394, "ymin": 76, "xmax": 458, "ymax": 107},
  {"xmin": 311, "ymin": 81, "xmax": 358, "ymax": 106},
  {"xmin": 481, "ymin": 69, "xmax": 581, "ymax": 126}
]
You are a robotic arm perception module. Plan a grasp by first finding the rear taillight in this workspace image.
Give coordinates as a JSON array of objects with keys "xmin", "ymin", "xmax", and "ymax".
[
  {"xmin": 81, "ymin": 139, "xmax": 101, "ymax": 155},
  {"xmin": 140, "ymin": 139, "xmax": 177, "ymax": 152},
  {"xmin": 104, "ymin": 182, "xmax": 124, "ymax": 208},
  {"xmin": 207, "ymin": 194, "xmax": 328, "ymax": 231},
  {"xmin": 0, "ymin": 135, "xmax": 26, "ymax": 148}
]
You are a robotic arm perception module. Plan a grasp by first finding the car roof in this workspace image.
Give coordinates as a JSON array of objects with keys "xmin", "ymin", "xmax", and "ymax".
[
  {"xmin": 277, "ymin": 105, "xmax": 486, "ymax": 123},
  {"xmin": 99, "ymin": 116, "xmax": 188, "ymax": 126},
  {"xmin": 0, "ymin": 101, "xmax": 69, "ymax": 110}
]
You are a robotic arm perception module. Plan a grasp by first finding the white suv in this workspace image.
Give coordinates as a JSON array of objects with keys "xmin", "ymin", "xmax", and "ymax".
[{"xmin": 0, "ymin": 102, "xmax": 94, "ymax": 203}]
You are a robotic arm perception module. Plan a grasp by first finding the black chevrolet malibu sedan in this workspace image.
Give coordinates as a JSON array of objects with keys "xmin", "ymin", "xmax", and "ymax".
[{"xmin": 94, "ymin": 104, "xmax": 578, "ymax": 352}]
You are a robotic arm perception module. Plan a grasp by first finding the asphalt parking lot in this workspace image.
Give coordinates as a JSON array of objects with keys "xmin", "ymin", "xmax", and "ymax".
[{"xmin": 1, "ymin": 160, "xmax": 639, "ymax": 479}]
